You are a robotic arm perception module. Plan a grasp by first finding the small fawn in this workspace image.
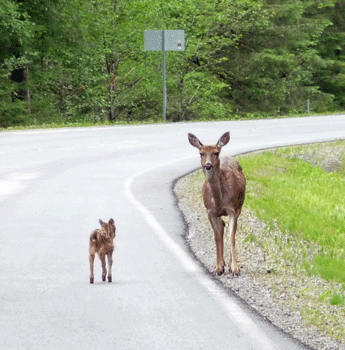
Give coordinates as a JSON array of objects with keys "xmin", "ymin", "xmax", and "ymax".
[
  {"xmin": 188, "ymin": 132, "xmax": 246, "ymax": 275},
  {"xmin": 89, "ymin": 218, "xmax": 116, "ymax": 284}
]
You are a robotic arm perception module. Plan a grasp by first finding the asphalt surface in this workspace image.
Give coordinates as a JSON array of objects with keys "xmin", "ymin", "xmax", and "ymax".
[{"xmin": 1, "ymin": 115, "xmax": 345, "ymax": 349}]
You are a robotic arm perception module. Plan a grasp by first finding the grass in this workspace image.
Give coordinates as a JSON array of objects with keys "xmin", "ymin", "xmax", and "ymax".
[
  {"xmin": 237, "ymin": 142, "xmax": 345, "ymax": 340},
  {"xmin": 0, "ymin": 118, "xmax": 167, "ymax": 131},
  {"xmin": 238, "ymin": 143, "xmax": 345, "ymax": 285},
  {"xmin": 2, "ymin": 111, "xmax": 344, "ymax": 132}
]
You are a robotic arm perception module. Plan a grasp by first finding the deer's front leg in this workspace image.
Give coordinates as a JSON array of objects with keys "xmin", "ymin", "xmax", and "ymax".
[
  {"xmin": 228, "ymin": 213, "xmax": 240, "ymax": 276},
  {"xmin": 208, "ymin": 214, "xmax": 226, "ymax": 275}
]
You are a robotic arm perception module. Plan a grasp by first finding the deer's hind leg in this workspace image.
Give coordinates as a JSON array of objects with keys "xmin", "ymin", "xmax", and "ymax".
[
  {"xmin": 99, "ymin": 252, "xmax": 107, "ymax": 282},
  {"xmin": 89, "ymin": 250, "xmax": 96, "ymax": 284},
  {"xmin": 107, "ymin": 251, "xmax": 113, "ymax": 282},
  {"xmin": 208, "ymin": 214, "xmax": 226, "ymax": 275}
]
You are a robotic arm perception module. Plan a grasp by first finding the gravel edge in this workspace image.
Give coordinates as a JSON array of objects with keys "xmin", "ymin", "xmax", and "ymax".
[{"xmin": 173, "ymin": 144, "xmax": 345, "ymax": 350}]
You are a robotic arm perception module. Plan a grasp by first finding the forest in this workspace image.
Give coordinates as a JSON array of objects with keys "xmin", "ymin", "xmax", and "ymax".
[{"xmin": 1, "ymin": 0, "xmax": 345, "ymax": 127}]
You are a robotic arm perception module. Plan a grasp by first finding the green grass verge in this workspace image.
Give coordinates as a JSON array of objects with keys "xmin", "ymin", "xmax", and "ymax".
[
  {"xmin": 1, "ymin": 111, "xmax": 343, "ymax": 132},
  {"xmin": 238, "ymin": 142, "xmax": 345, "ymax": 285},
  {"xmin": 0, "ymin": 118, "xmax": 167, "ymax": 131}
]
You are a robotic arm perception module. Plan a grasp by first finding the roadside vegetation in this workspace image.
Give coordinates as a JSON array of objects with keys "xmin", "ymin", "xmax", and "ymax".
[
  {"xmin": 239, "ymin": 141, "xmax": 345, "ymax": 341},
  {"xmin": 238, "ymin": 142, "xmax": 345, "ymax": 285},
  {"xmin": 241, "ymin": 142, "xmax": 345, "ymax": 341},
  {"xmin": 2, "ymin": 0, "xmax": 345, "ymax": 128},
  {"xmin": 182, "ymin": 141, "xmax": 345, "ymax": 342}
]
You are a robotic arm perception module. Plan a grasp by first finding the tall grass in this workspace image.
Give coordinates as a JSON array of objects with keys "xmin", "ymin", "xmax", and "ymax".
[{"xmin": 238, "ymin": 146, "xmax": 345, "ymax": 284}]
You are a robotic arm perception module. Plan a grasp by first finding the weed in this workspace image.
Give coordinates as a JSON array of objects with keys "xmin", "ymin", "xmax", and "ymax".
[
  {"xmin": 330, "ymin": 293, "xmax": 345, "ymax": 306},
  {"xmin": 244, "ymin": 233, "xmax": 257, "ymax": 243}
]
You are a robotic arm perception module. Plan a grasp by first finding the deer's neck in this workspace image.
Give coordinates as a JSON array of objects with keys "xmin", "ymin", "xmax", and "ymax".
[
  {"xmin": 204, "ymin": 168, "xmax": 223, "ymax": 205},
  {"xmin": 205, "ymin": 166, "xmax": 221, "ymax": 183}
]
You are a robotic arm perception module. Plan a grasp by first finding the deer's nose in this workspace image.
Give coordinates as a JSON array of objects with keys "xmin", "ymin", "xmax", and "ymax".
[{"xmin": 205, "ymin": 163, "xmax": 213, "ymax": 170}]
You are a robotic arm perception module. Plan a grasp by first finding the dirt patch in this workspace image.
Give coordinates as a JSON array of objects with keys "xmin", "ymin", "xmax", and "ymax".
[{"xmin": 174, "ymin": 141, "xmax": 345, "ymax": 350}]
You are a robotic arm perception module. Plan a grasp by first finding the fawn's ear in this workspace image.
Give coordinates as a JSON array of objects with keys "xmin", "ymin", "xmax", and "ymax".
[
  {"xmin": 108, "ymin": 218, "xmax": 114, "ymax": 225},
  {"xmin": 188, "ymin": 133, "xmax": 203, "ymax": 149},
  {"xmin": 217, "ymin": 132, "xmax": 230, "ymax": 148},
  {"xmin": 99, "ymin": 219, "xmax": 104, "ymax": 227}
]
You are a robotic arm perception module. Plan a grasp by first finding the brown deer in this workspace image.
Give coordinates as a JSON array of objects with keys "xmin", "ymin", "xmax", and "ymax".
[
  {"xmin": 89, "ymin": 218, "xmax": 116, "ymax": 284},
  {"xmin": 188, "ymin": 132, "xmax": 246, "ymax": 275}
]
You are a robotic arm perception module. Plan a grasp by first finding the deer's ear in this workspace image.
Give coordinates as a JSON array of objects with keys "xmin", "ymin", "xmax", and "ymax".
[
  {"xmin": 188, "ymin": 133, "xmax": 203, "ymax": 149},
  {"xmin": 109, "ymin": 218, "xmax": 114, "ymax": 225},
  {"xmin": 217, "ymin": 132, "xmax": 230, "ymax": 148},
  {"xmin": 99, "ymin": 219, "xmax": 104, "ymax": 227}
]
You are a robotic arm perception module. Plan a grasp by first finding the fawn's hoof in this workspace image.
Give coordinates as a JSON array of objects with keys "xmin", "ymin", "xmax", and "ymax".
[
  {"xmin": 102, "ymin": 275, "xmax": 106, "ymax": 282},
  {"xmin": 90, "ymin": 277, "xmax": 94, "ymax": 284},
  {"xmin": 108, "ymin": 276, "xmax": 112, "ymax": 283}
]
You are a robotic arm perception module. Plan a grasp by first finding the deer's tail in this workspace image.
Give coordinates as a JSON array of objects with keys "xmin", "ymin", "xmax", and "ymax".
[{"xmin": 90, "ymin": 230, "xmax": 100, "ymax": 244}]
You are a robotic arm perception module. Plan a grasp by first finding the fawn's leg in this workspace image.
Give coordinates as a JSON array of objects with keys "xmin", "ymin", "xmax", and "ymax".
[
  {"xmin": 208, "ymin": 214, "xmax": 225, "ymax": 275},
  {"xmin": 99, "ymin": 253, "xmax": 107, "ymax": 281},
  {"xmin": 107, "ymin": 252, "xmax": 113, "ymax": 282},
  {"xmin": 89, "ymin": 253, "xmax": 95, "ymax": 284},
  {"xmin": 228, "ymin": 213, "xmax": 240, "ymax": 275}
]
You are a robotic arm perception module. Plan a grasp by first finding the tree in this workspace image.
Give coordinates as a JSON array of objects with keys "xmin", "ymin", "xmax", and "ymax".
[
  {"xmin": 315, "ymin": 0, "xmax": 345, "ymax": 109},
  {"xmin": 195, "ymin": 0, "xmax": 337, "ymax": 116},
  {"xmin": 0, "ymin": 0, "xmax": 34, "ymax": 126},
  {"xmin": 1, "ymin": 0, "xmax": 344, "ymax": 127}
]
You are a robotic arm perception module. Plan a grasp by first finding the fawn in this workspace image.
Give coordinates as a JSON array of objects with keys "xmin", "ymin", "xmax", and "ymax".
[
  {"xmin": 188, "ymin": 131, "xmax": 246, "ymax": 275},
  {"xmin": 89, "ymin": 218, "xmax": 116, "ymax": 284}
]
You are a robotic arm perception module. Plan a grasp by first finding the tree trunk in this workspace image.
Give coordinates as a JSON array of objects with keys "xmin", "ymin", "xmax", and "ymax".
[{"xmin": 11, "ymin": 66, "xmax": 31, "ymax": 113}]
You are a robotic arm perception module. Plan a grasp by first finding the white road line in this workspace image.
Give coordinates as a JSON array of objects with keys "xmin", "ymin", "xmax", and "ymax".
[{"xmin": 124, "ymin": 161, "xmax": 277, "ymax": 350}]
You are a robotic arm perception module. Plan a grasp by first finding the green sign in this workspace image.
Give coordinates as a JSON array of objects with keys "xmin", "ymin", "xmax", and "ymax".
[{"xmin": 144, "ymin": 30, "xmax": 185, "ymax": 121}]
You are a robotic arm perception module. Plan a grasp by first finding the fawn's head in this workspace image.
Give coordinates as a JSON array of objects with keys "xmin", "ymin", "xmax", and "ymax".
[
  {"xmin": 99, "ymin": 218, "xmax": 116, "ymax": 239},
  {"xmin": 188, "ymin": 132, "xmax": 230, "ymax": 173}
]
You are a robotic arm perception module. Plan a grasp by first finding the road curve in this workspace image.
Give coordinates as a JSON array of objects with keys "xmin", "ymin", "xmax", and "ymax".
[{"xmin": 0, "ymin": 115, "xmax": 344, "ymax": 349}]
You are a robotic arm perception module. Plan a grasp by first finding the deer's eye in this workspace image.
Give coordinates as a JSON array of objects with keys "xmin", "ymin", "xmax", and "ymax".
[
  {"xmin": 200, "ymin": 152, "xmax": 205, "ymax": 157},
  {"xmin": 213, "ymin": 152, "xmax": 219, "ymax": 157}
]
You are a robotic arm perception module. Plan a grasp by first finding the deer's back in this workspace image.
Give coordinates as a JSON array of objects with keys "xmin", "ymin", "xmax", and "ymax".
[
  {"xmin": 221, "ymin": 157, "xmax": 245, "ymax": 183},
  {"xmin": 220, "ymin": 156, "xmax": 246, "ymax": 207},
  {"xmin": 90, "ymin": 229, "xmax": 114, "ymax": 254}
]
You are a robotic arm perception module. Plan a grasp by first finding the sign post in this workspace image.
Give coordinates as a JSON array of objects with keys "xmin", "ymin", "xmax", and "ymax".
[
  {"xmin": 162, "ymin": 31, "xmax": 167, "ymax": 121},
  {"xmin": 144, "ymin": 30, "xmax": 185, "ymax": 122}
]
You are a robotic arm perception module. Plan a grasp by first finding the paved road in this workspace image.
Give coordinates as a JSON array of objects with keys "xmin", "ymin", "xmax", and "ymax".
[{"xmin": 1, "ymin": 115, "xmax": 344, "ymax": 349}]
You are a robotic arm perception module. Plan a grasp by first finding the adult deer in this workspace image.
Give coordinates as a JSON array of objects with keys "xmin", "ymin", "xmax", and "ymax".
[{"xmin": 188, "ymin": 132, "xmax": 246, "ymax": 275}]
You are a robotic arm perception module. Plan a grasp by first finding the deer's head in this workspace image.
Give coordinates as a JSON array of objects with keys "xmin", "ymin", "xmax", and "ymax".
[
  {"xmin": 188, "ymin": 132, "xmax": 230, "ymax": 174},
  {"xmin": 99, "ymin": 218, "xmax": 116, "ymax": 239}
]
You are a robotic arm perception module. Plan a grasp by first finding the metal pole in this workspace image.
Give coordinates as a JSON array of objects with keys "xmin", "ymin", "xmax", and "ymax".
[
  {"xmin": 307, "ymin": 99, "xmax": 310, "ymax": 114},
  {"xmin": 162, "ymin": 30, "xmax": 166, "ymax": 122}
]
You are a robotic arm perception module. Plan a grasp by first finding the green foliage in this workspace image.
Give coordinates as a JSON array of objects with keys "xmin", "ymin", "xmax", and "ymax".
[
  {"xmin": 0, "ymin": 95, "xmax": 27, "ymax": 127},
  {"xmin": 0, "ymin": 72, "xmax": 27, "ymax": 127},
  {"xmin": 0, "ymin": 0, "xmax": 34, "ymax": 62},
  {"xmin": 2, "ymin": 0, "xmax": 345, "ymax": 126},
  {"xmin": 201, "ymin": 0, "xmax": 338, "ymax": 115},
  {"xmin": 314, "ymin": 1, "xmax": 345, "ymax": 109}
]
